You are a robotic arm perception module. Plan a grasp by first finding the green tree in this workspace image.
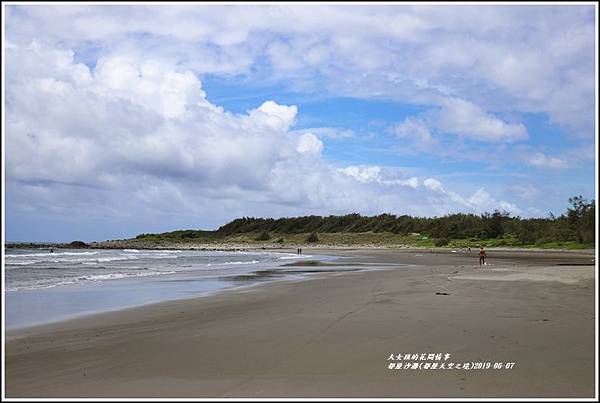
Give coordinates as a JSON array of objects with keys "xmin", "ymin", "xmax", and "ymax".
[{"xmin": 568, "ymin": 195, "xmax": 595, "ymax": 243}]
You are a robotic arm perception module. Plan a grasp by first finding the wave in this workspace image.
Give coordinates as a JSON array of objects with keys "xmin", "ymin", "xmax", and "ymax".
[
  {"xmin": 207, "ymin": 260, "xmax": 261, "ymax": 266},
  {"xmin": 20, "ymin": 257, "xmax": 137, "ymax": 265},
  {"xmin": 277, "ymin": 255, "xmax": 313, "ymax": 260},
  {"xmin": 5, "ymin": 251, "xmax": 99, "ymax": 258},
  {"xmin": 5, "ymin": 260, "xmax": 39, "ymax": 266},
  {"xmin": 8, "ymin": 255, "xmax": 141, "ymax": 265},
  {"xmin": 79, "ymin": 271, "xmax": 177, "ymax": 282},
  {"xmin": 5, "ymin": 270, "xmax": 177, "ymax": 291},
  {"xmin": 95, "ymin": 256, "xmax": 135, "ymax": 262}
]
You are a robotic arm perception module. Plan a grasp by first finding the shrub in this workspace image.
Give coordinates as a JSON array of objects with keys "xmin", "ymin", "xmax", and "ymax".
[
  {"xmin": 255, "ymin": 231, "xmax": 271, "ymax": 241},
  {"xmin": 306, "ymin": 232, "xmax": 319, "ymax": 243},
  {"xmin": 435, "ymin": 238, "xmax": 449, "ymax": 247},
  {"xmin": 69, "ymin": 240, "xmax": 88, "ymax": 248}
]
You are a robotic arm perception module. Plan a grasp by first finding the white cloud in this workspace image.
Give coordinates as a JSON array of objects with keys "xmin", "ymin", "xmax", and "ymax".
[
  {"xmin": 526, "ymin": 152, "xmax": 568, "ymax": 169},
  {"xmin": 468, "ymin": 188, "xmax": 522, "ymax": 216},
  {"xmin": 404, "ymin": 177, "xmax": 419, "ymax": 189},
  {"xmin": 499, "ymin": 200, "xmax": 522, "ymax": 215},
  {"xmin": 296, "ymin": 133, "xmax": 323, "ymax": 155},
  {"xmin": 4, "ymin": 5, "xmax": 594, "ymax": 138},
  {"xmin": 339, "ymin": 166, "xmax": 381, "ymax": 183},
  {"xmin": 6, "ymin": 42, "xmax": 289, "ymax": 193},
  {"xmin": 392, "ymin": 97, "xmax": 528, "ymax": 160},
  {"xmin": 249, "ymin": 100, "xmax": 298, "ymax": 131},
  {"xmin": 423, "ymin": 178, "xmax": 444, "ymax": 192},
  {"xmin": 339, "ymin": 166, "xmax": 420, "ymax": 189},
  {"xmin": 468, "ymin": 188, "xmax": 496, "ymax": 209},
  {"xmin": 381, "ymin": 177, "xmax": 420, "ymax": 189},
  {"xmin": 6, "ymin": 41, "xmax": 524, "ymax": 229},
  {"xmin": 295, "ymin": 127, "xmax": 355, "ymax": 139},
  {"xmin": 435, "ymin": 98, "xmax": 528, "ymax": 142},
  {"xmin": 393, "ymin": 117, "xmax": 434, "ymax": 145}
]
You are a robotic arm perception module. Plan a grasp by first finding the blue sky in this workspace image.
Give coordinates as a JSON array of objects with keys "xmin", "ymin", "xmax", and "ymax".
[{"xmin": 3, "ymin": 4, "xmax": 597, "ymax": 242}]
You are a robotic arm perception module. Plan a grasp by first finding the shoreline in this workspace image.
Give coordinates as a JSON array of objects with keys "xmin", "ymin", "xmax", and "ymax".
[
  {"xmin": 4, "ymin": 249, "xmax": 342, "ymax": 331},
  {"xmin": 5, "ymin": 248, "xmax": 596, "ymax": 397},
  {"xmin": 6, "ymin": 263, "xmax": 350, "ymax": 336},
  {"xmin": 5, "ymin": 241, "xmax": 596, "ymax": 253},
  {"xmin": 5, "ymin": 247, "xmax": 594, "ymax": 331}
]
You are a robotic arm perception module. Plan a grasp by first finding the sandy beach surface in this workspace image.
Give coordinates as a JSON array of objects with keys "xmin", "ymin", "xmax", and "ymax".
[{"xmin": 5, "ymin": 248, "xmax": 596, "ymax": 398}]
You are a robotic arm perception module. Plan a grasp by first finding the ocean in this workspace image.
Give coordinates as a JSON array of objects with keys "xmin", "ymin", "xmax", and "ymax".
[{"xmin": 4, "ymin": 248, "xmax": 335, "ymax": 329}]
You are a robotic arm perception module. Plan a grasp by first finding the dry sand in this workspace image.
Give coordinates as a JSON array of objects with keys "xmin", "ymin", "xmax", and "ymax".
[{"xmin": 5, "ymin": 248, "xmax": 596, "ymax": 398}]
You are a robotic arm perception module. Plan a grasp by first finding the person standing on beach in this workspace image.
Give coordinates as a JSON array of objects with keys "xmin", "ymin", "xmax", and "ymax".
[{"xmin": 479, "ymin": 247, "xmax": 486, "ymax": 266}]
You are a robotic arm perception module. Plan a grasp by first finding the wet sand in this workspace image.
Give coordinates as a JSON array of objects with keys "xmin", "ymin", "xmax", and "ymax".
[{"xmin": 5, "ymin": 248, "xmax": 596, "ymax": 398}]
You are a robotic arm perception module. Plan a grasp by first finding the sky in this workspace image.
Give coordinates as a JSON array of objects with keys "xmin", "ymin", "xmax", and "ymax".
[{"xmin": 3, "ymin": 3, "xmax": 597, "ymax": 242}]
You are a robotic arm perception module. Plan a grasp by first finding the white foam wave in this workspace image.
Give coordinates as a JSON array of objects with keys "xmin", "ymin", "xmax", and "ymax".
[
  {"xmin": 95, "ymin": 256, "xmax": 134, "ymax": 262},
  {"xmin": 8, "ymin": 255, "xmax": 140, "ymax": 265},
  {"xmin": 80, "ymin": 271, "xmax": 176, "ymax": 282},
  {"xmin": 79, "ymin": 256, "xmax": 136, "ymax": 264},
  {"xmin": 207, "ymin": 260, "xmax": 261, "ymax": 266},
  {"xmin": 5, "ymin": 270, "xmax": 177, "ymax": 291},
  {"xmin": 142, "ymin": 256, "xmax": 177, "ymax": 260},
  {"xmin": 5, "ymin": 260, "xmax": 38, "ymax": 266},
  {"xmin": 225, "ymin": 260, "xmax": 260, "ymax": 265},
  {"xmin": 278, "ymin": 255, "xmax": 313, "ymax": 260}
]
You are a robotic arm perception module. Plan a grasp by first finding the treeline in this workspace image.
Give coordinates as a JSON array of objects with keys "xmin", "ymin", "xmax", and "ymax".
[
  {"xmin": 136, "ymin": 229, "xmax": 216, "ymax": 240},
  {"xmin": 136, "ymin": 196, "xmax": 595, "ymax": 246}
]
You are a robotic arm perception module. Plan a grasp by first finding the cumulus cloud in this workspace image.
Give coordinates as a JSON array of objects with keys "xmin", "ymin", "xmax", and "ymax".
[
  {"xmin": 423, "ymin": 178, "xmax": 445, "ymax": 192},
  {"xmin": 249, "ymin": 100, "xmax": 298, "ymax": 131},
  {"xmin": 468, "ymin": 188, "xmax": 522, "ymax": 216},
  {"xmin": 4, "ymin": 5, "xmax": 594, "ymax": 138},
  {"xmin": 339, "ymin": 166, "xmax": 420, "ymax": 189},
  {"xmin": 5, "ymin": 40, "xmax": 526, "ymax": 235},
  {"xmin": 6, "ymin": 42, "xmax": 291, "ymax": 193},
  {"xmin": 339, "ymin": 166, "xmax": 381, "ymax": 183},
  {"xmin": 382, "ymin": 177, "xmax": 420, "ymax": 189},
  {"xmin": 394, "ymin": 97, "xmax": 528, "ymax": 149},
  {"xmin": 295, "ymin": 133, "xmax": 323, "ymax": 155}
]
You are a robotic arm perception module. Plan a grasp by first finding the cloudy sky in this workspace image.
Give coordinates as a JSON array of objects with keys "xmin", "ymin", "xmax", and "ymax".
[{"xmin": 3, "ymin": 4, "xmax": 597, "ymax": 242}]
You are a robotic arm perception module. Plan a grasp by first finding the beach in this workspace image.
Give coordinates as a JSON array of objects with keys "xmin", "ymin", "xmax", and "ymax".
[{"xmin": 5, "ymin": 248, "xmax": 596, "ymax": 398}]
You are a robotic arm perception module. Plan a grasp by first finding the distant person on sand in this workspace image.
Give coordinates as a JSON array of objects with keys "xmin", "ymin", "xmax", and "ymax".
[{"xmin": 479, "ymin": 247, "xmax": 486, "ymax": 266}]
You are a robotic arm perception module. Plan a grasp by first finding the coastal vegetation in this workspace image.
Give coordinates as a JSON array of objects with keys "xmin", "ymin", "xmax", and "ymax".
[
  {"xmin": 306, "ymin": 232, "xmax": 320, "ymax": 243},
  {"xmin": 5, "ymin": 196, "xmax": 594, "ymax": 250},
  {"xmin": 129, "ymin": 196, "xmax": 595, "ymax": 249}
]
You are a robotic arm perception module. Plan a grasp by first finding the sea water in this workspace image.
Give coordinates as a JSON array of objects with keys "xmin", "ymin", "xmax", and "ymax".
[{"xmin": 4, "ymin": 248, "xmax": 331, "ymax": 329}]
